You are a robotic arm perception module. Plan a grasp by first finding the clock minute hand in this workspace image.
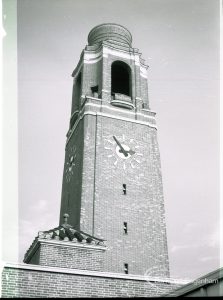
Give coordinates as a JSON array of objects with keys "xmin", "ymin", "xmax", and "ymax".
[{"xmin": 113, "ymin": 136, "xmax": 128, "ymax": 157}]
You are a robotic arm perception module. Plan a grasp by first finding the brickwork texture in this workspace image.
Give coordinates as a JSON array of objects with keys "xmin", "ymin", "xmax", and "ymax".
[
  {"xmin": 1, "ymin": 266, "xmax": 180, "ymax": 298},
  {"xmin": 26, "ymin": 241, "xmax": 105, "ymax": 271}
]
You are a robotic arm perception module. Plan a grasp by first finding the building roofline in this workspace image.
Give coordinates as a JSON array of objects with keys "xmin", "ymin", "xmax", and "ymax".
[
  {"xmin": 3, "ymin": 262, "xmax": 188, "ymax": 284},
  {"xmin": 164, "ymin": 267, "xmax": 223, "ymax": 297}
]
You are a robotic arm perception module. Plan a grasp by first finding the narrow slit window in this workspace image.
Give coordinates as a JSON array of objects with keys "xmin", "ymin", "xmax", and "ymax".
[
  {"xmin": 124, "ymin": 263, "xmax": 128, "ymax": 274},
  {"xmin": 123, "ymin": 222, "xmax": 127, "ymax": 234},
  {"xmin": 123, "ymin": 184, "xmax": 127, "ymax": 195}
]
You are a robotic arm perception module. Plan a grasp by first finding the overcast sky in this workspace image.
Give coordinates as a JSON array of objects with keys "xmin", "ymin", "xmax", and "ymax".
[{"xmin": 3, "ymin": 0, "xmax": 221, "ymax": 280}]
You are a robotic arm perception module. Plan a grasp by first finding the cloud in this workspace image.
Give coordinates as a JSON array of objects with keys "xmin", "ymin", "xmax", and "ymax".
[
  {"xmin": 183, "ymin": 222, "xmax": 199, "ymax": 233},
  {"xmin": 206, "ymin": 226, "xmax": 221, "ymax": 248},
  {"xmin": 169, "ymin": 224, "xmax": 221, "ymax": 279},
  {"xmin": 170, "ymin": 243, "xmax": 201, "ymax": 253},
  {"xmin": 199, "ymin": 256, "xmax": 217, "ymax": 262},
  {"xmin": 170, "ymin": 225, "xmax": 220, "ymax": 254},
  {"xmin": 34, "ymin": 199, "xmax": 47, "ymax": 211},
  {"xmin": 18, "ymin": 198, "xmax": 57, "ymax": 262}
]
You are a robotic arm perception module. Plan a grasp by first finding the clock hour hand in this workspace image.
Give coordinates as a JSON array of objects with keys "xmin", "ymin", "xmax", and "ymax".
[
  {"xmin": 113, "ymin": 136, "xmax": 128, "ymax": 157},
  {"xmin": 128, "ymin": 149, "xmax": 135, "ymax": 156}
]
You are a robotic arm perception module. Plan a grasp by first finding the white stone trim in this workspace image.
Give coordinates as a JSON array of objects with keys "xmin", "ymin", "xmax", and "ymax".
[
  {"xmin": 66, "ymin": 100, "xmax": 157, "ymax": 145},
  {"xmin": 104, "ymin": 46, "xmax": 132, "ymax": 61},
  {"xmin": 96, "ymin": 112, "xmax": 157, "ymax": 128},
  {"xmin": 70, "ymin": 110, "xmax": 79, "ymax": 120},
  {"xmin": 84, "ymin": 50, "xmax": 103, "ymax": 60},
  {"xmin": 72, "ymin": 45, "xmax": 148, "ymax": 78},
  {"xmin": 110, "ymin": 100, "xmax": 135, "ymax": 109},
  {"xmin": 103, "ymin": 46, "xmax": 149, "ymax": 72},
  {"xmin": 72, "ymin": 61, "xmax": 83, "ymax": 79},
  {"xmin": 134, "ymin": 55, "xmax": 140, "ymax": 66},
  {"xmin": 84, "ymin": 99, "xmax": 156, "ymax": 119},
  {"xmin": 84, "ymin": 56, "xmax": 102, "ymax": 64},
  {"xmin": 82, "ymin": 96, "xmax": 99, "ymax": 101},
  {"xmin": 137, "ymin": 112, "xmax": 155, "ymax": 119},
  {"xmin": 140, "ymin": 72, "xmax": 148, "ymax": 79},
  {"xmin": 37, "ymin": 239, "xmax": 107, "ymax": 251},
  {"xmin": 3, "ymin": 262, "xmax": 189, "ymax": 284},
  {"xmin": 135, "ymin": 97, "xmax": 142, "ymax": 101},
  {"xmin": 142, "ymin": 108, "xmax": 156, "ymax": 114}
]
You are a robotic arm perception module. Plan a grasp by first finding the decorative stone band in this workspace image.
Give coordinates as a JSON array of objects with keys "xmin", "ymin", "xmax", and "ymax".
[
  {"xmin": 2, "ymin": 262, "xmax": 190, "ymax": 285},
  {"xmin": 81, "ymin": 96, "xmax": 156, "ymax": 119},
  {"xmin": 38, "ymin": 239, "xmax": 107, "ymax": 251},
  {"xmin": 72, "ymin": 44, "xmax": 148, "ymax": 78},
  {"xmin": 66, "ymin": 95, "xmax": 157, "ymax": 145},
  {"xmin": 66, "ymin": 98, "xmax": 157, "ymax": 146}
]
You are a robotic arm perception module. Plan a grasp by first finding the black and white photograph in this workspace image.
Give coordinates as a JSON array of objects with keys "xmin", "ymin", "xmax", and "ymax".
[{"xmin": 1, "ymin": 0, "xmax": 222, "ymax": 297}]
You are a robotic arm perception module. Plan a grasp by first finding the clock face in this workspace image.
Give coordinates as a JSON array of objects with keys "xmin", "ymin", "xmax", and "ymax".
[
  {"xmin": 104, "ymin": 134, "xmax": 143, "ymax": 170},
  {"xmin": 65, "ymin": 145, "xmax": 77, "ymax": 182}
]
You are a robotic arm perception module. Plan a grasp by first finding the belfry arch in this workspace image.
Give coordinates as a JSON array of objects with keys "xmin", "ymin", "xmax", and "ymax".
[{"xmin": 111, "ymin": 61, "xmax": 131, "ymax": 98}]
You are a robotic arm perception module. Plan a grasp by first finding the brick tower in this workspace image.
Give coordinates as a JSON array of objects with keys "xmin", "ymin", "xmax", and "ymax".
[
  {"xmin": 59, "ymin": 23, "xmax": 169, "ymax": 277},
  {"xmin": 2, "ymin": 24, "xmax": 185, "ymax": 298}
]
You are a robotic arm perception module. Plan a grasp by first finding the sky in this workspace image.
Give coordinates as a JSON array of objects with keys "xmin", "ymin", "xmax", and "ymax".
[{"xmin": 2, "ymin": 0, "xmax": 221, "ymax": 280}]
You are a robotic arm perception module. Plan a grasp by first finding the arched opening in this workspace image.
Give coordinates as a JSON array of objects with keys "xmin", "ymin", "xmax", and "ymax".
[
  {"xmin": 75, "ymin": 72, "xmax": 82, "ymax": 108},
  {"xmin": 111, "ymin": 61, "xmax": 131, "ymax": 97},
  {"xmin": 70, "ymin": 72, "xmax": 82, "ymax": 129}
]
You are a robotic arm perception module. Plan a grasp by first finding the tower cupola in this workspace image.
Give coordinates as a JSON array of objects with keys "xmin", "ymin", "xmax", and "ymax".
[{"xmin": 88, "ymin": 23, "xmax": 132, "ymax": 46}]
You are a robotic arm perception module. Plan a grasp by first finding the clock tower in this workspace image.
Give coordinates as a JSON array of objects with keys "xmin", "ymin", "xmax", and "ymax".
[{"xmin": 60, "ymin": 23, "xmax": 169, "ymax": 277}]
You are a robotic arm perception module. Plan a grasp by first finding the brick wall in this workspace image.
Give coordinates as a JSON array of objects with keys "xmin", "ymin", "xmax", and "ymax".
[
  {"xmin": 82, "ymin": 60, "xmax": 101, "ymax": 98},
  {"xmin": 93, "ymin": 116, "xmax": 169, "ymax": 276},
  {"xmin": 59, "ymin": 121, "xmax": 84, "ymax": 229},
  {"xmin": 59, "ymin": 99, "xmax": 168, "ymax": 276},
  {"xmin": 1, "ymin": 264, "xmax": 182, "ymax": 298},
  {"xmin": 79, "ymin": 115, "xmax": 97, "ymax": 235},
  {"xmin": 25, "ymin": 240, "xmax": 106, "ymax": 272}
]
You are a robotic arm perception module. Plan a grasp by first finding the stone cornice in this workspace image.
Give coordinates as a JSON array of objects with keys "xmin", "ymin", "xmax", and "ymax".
[
  {"xmin": 66, "ymin": 97, "xmax": 157, "ymax": 146},
  {"xmin": 38, "ymin": 238, "xmax": 107, "ymax": 251},
  {"xmin": 3, "ymin": 262, "xmax": 189, "ymax": 285},
  {"xmin": 72, "ymin": 43, "xmax": 148, "ymax": 78}
]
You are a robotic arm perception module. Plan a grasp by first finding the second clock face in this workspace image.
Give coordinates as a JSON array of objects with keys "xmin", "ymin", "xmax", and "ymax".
[
  {"xmin": 104, "ymin": 134, "xmax": 143, "ymax": 170},
  {"xmin": 65, "ymin": 145, "xmax": 77, "ymax": 182}
]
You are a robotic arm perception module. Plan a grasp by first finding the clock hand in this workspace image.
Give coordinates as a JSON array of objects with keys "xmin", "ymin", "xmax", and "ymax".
[
  {"xmin": 113, "ymin": 136, "xmax": 128, "ymax": 157},
  {"xmin": 128, "ymin": 149, "xmax": 135, "ymax": 156},
  {"xmin": 113, "ymin": 136, "xmax": 136, "ymax": 157}
]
